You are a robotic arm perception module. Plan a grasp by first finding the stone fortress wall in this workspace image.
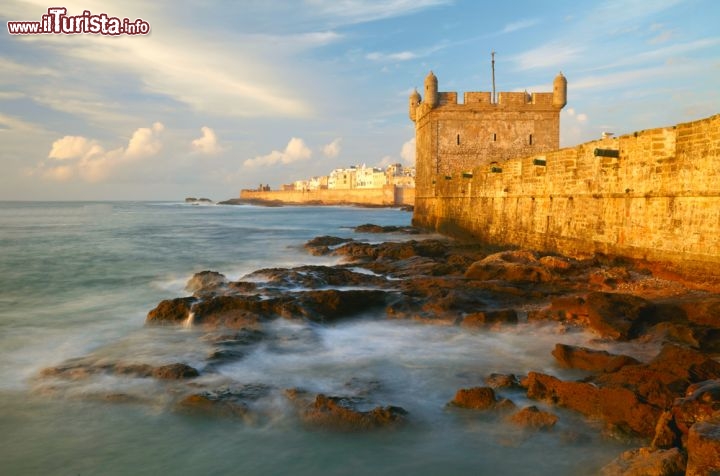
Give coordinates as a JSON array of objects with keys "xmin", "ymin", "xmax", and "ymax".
[
  {"xmin": 411, "ymin": 72, "xmax": 720, "ymax": 278},
  {"xmin": 240, "ymin": 185, "xmax": 415, "ymax": 207}
]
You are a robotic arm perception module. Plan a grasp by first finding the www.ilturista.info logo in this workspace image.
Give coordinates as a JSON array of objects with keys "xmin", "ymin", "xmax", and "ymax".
[{"xmin": 7, "ymin": 7, "xmax": 150, "ymax": 35}]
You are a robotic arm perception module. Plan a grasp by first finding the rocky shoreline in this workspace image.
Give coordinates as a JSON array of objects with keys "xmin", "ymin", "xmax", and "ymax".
[{"xmin": 39, "ymin": 224, "xmax": 720, "ymax": 474}]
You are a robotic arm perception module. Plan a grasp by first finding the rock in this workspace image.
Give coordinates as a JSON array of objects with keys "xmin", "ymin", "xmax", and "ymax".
[
  {"xmin": 527, "ymin": 295, "xmax": 589, "ymax": 326},
  {"xmin": 300, "ymin": 394, "xmax": 407, "ymax": 430},
  {"xmin": 523, "ymin": 371, "xmax": 660, "ymax": 437},
  {"xmin": 461, "ymin": 309, "xmax": 518, "ymax": 328},
  {"xmin": 465, "ymin": 250, "xmax": 554, "ymax": 283},
  {"xmin": 242, "ymin": 265, "xmax": 388, "ymax": 289},
  {"xmin": 669, "ymin": 379, "xmax": 720, "ymax": 441},
  {"xmin": 178, "ymin": 392, "xmax": 249, "ymax": 418},
  {"xmin": 190, "ymin": 295, "xmax": 269, "ymax": 328},
  {"xmin": 485, "ymin": 373, "xmax": 522, "ymax": 389},
  {"xmin": 294, "ymin": 289, "xmax": 388, "ymax": 322},
  {"xmin": 303, "ymin": 236, "xmax": 354, "ymax": 255},
  {"xmin": 151, "ymin": 363, "xmax": 199, "ymax": 380},
  {"xmin": 448, "ymin": 386, "xmax": 515, "ymax": 411},
  {"xmin": 538, "ymin": 255, "xmax": 574, "ymax": 272},
  {"xmin": 686, "ymin": 418, "xmax": 720, "ymax": 476},
  {"xmin": 600, "ymin": 447, "xmax": 686, "ymax": 476},
  {"xmin": 584, "ymin": 292, "xmax": 653, "ymax": 340},
  {"xmin": 652, "ymin": 411, "xmax": 682, "ymax": 449},
  {"xmin": 589, "ymin": 267, "xmax": 632, "ymax": 290},
  {"xmin": 185, "ymin": 270, "xmax": 227, "ymax": 295},
  {"xmin": 551, "ymin": 343, "xmax": 640, "ymax": 373},
  {"xmin": 354, "ymin": 224, "xmax": 419, "ymax": 234},
  {"xmin": 146, "ymin": 297, "xmax": 197, "ymax": 325},
  {"xmin": 507, "ymin": 406, "xmax": 559, "ymax": 430}
]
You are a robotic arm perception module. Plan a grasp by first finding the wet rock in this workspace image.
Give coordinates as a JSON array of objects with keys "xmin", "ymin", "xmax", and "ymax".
[
  {"xmin": 686, "ymin": 418, "xmax": 720, "ymax": 476},
  {"xmin": 300, "ymin": 394, "xmax": 407, "ymax": 430},
  {"xmin": 507, "ymin": 406, "xmax": 558, "ymax": 431},
  {"xmin": 185, "ymin": 270, "xmax": 227, "ymax": 296},
  {"xmin": 523, "ymin": 371, "xmax": 660, "ymax": 437},
  {"xmin": 294, "ymin": 289, "xmax": 388, "ymax": 322},
  {"xmin": 177, "ymin": 384, "xmax": 270, "ymax": 419},
  {"xmin": 190, "ymin": 295, "xmax": 270, "ymax": 328},
  {"xmin": 448, "ymin": 386, "xmax": 515, "ymax": 412},
  {"xmin": 668, "ymin": 379, "xmax": 720, "ymax": 442},
  {"xmin": 589, "ymin": 267, "xmax": 632, "ymax": 290},
  {"xmin": 354, "ymin": 224, "xmax": 419, "ymax": 234},
  {"xmin": 551, "ymin": 343, "xmax": 640, "ymax": 373},
  {"xmin": 465, "ymin": 250, "xmax": 554, "ymax": 283},
  {"xmin": 600, "ymin": 447, "xmax": 686, "ymax": 476},
  {"xmin": 461, "ymin": 309, "xmax": 518, "ymax": 328},
  {"xmin": 151, "ymin": 363, "xmax": 199, "ymax": 380},
  {"xmin": 484, "ymin": 373, "xmax": 522, "ymax": 390},
  {"xmin": 304, "ymin": 236, "xmax": 354, "ymax": 256},
  {"xmin": 527, "ymin": 295, "xmax": 589, "ymax": 326},
  {"xmin": 113, "ymin": 363, "xmax": 154, "ymax": 378},
  {"xmin": 584, "ymin": 292, "xmax": 653, "ymax": 340},
  {"xmin": 146, "ymin": 297, "xmax": 197, "ymax": 325},
  {"xmin": 242, "ymin": 265, "xmax": 388, "ymax": 289}
]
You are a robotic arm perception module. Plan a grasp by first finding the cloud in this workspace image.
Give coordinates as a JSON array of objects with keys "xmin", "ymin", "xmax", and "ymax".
[
  {"xmin": 306, "ymin": 0, "xmax": 452, "ymax": 25},
  {"xmin": 366, "ymin": 51, "xmax": 418, "ymax": 62},
  {"xmin": 48, "ymin": 136, "xmax": 102, "ymax": 161},
  {"xmin": 43, "ymin": 122, "xmax": 164, "ymax": 182},
  {"xmin": 501, "ymin": 19, "xmax": 540, "ymax": 34},
  {"xmin": 400, "ymin": 137, "xmax": 416, "ymax": 165},
  {"xmin": 322, "ymin": 138, "xmax": 342, "ymax": 158},
  {"xmin": 243, "ymin": 138, "xmax": 312, "ymax": 167},
  {"xmin": 511, "ymin": 43, "xmax": 584, "ymax": 71},
  {"xmin": 191, "ymin": 126, "xmax": 222, "ymax": 155}
]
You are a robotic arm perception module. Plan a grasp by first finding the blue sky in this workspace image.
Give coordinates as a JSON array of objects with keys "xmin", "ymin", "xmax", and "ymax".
[{"xmin": 1, "ymin": 0, "xmax": 718, "ymax": 200}]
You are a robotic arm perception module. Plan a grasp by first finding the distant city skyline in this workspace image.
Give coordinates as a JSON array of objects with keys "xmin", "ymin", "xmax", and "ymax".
[{"xmin": 1, "ymin": 0, "xmax": 718, "ymax": 200}]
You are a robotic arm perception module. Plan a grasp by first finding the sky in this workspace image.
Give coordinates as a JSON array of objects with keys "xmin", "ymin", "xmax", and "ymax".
[{"xmin": 1, "ymin": 0, "xmax": 718, "ymax": 201}]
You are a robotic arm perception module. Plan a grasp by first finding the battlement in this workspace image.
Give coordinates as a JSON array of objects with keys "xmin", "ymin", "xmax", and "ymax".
[{"xmin": 431, "ymin": 91, "xmax": 555, "ymax": 109}]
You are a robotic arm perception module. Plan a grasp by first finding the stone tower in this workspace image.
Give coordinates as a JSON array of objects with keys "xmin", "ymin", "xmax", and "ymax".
[{"xmin": 410, "ymin": 71, "xmax": 567, "ymax": 196}]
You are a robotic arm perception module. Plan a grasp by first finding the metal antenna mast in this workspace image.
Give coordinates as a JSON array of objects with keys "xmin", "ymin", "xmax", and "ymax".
[{"xmin": 491, "ymin": 51, "xmax": 496, "ymax": 103}]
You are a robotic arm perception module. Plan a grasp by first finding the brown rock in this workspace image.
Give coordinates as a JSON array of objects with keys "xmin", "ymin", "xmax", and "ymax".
[
  {"xmin": 670, "ymin": 379, "xmax": 720, "ymax": 440},
  {"xmin": 304, "ymin": 236, "xmax": 353, "ymax": 255},
  {"xmin": 146, "ymin": 297, "xmax": 196, "ymax": 325},
  {"xmin": 551, "ymin": 343, "xmax": 640, "ymax": 373},
  {"xmin": 185, "ymin": 270, "xmax": 226, "ymax": 295},
  {"xmin": 485, "ymin": 373, "xmax": 522, "ymax": 389},
  {"xmin": 178, "ymin": 393, "xmax": 249, "ymax": 418},
  {"xmin": 686, "ymin": 418, "xmax": 720, "ymax": 476},
  {"xmin": 449, "ymin": 386, "xmax": 500, "ymax": 410},
  {"xmin": 523, "ymin": 371, "xmax": 660, "ymax": 436},
  {"xmin": 465, "ymin": 250, "xmax": 553, "ymax": 283},
  {"xmin": 527, "ymin": 295, "xmax": 589, "ymax": 325},
  {"xmin": 301, "ymin": 394, "xmax": 407, "ymax": 430},
  {"xmin": 151, "ymin": 363, "xmax": 199, "ymax": 380},
  {"xmin": 584, "ymin": 292, "xmax": 652, "ymax": 340},
  {"xmin": 461, "ymin": 309, "xmax": 518, "ymax": 328},
  {"xmin": 507, "ymin": 405, "xmax": 558, "ymax": 430},
  {"xmin": 600, "ymin": 447, "xmax": 686, "ymax": 476}
]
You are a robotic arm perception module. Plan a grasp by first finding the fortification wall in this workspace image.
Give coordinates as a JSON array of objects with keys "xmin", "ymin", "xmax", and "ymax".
[
  {"xmin": 240, "ymin": 185, "xmax": 414, "ymax": 207},
  {"xmin": 413, "ymin": 114, "xmax": 720, "ymax": 278}
]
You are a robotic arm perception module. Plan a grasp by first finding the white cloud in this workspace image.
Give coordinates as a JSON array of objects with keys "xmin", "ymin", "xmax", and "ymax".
[
  {"xmin": 243, "ymin": 138, "xmax": 312, "ymax": 168},
  {"xmin": 366, "ymin": 51, "xmax": 418, "ymax": 62},
  {"xmin": 576, "ymin": 113, "xmax": 588, "ymax": 122},
  {"xmin": 501, "ymin": 19, "xmax": 540, "ymax": 34},
  {"xmin": 322, "ymin": 138, "xmax": 342, "ymax": 158},
  {"xmin": 306, "ymin": 0, "xmax": 452, "ymax": 25},
  {"xmin": 43, "ymin": 122, "xmax": 164, "ymax": 182},
  {"xmin": 511, "ymin": 42, "xmax": 584, "ymax": 71},
  {"xmin": 191, "ymin": 126, "xmax": 222, "ymax": 155},
  {"xmin": 400, "ymin": 137, "xmax": 416, "ymax": 165}
]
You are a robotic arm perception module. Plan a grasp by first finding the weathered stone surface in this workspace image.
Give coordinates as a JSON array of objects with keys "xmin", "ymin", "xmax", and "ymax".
[
  {"xmin": 304, "ymin": 236, "xmax": 354, "ymax": 255},
  {"xmin": 300, "ymin": 394, "xmax": 407, "ymax": 430},
  {"xmin": 242, "ymin": 265, "xmax": 388, "ymax": 289},
  {"xmin": 151, "ymin": 363, "xmax": 199, "ymax": 380},
  {"xmin": 354, "ymin": 224, "xmax": 419, "ymax": 234},
  {"xmin": 686, "ymin": 419, "xmax": 720, "ymax": 476},
  {"xmin": 146, "ymin": 297, "xmax": 197, "ymax": 325},
  {"xmin": 461, "ymin": 309, "xmax": 518, "ymax": 328},
  {"xmin": 448, "ymin": 386, "xmax": 515, "ymax": 412},
  {"xmin": 527, "ymin": 295, "xmax": 589, "ymax": 325},
  {"xmin": 185, "ymin": 270, "xmax": 227, "ymax": 296},
  {"xmin": 600, "ymin": 447, "xmax": 686, "ymax": 476},
  {"xmin": 669, "ymin": 379, "xmax": 720, "ymax": 440},
  {"xmin": 551, "ymin": 343, "xmax": 640, "ymax": 373},
  {"xmin": 465, "ymin": 250, "xmax": 554, "ymax": 283},
  {"xmin": 523, "ymin": 371, "xmax": 659, "ymax": 436},
  {"xmin": 507, "ymin": 405, "xmax": 558, "ymax": 430},
  {"xmin": 177, "ymin": 385, "xmax": 270, "ymax": 418},
  {"xmin": 584, "ymin": 292, "xmax": 652, "ymax": 340},
  {"xmin": 484, "ymin": 373, "xmax": 522, "ymax": 390}
]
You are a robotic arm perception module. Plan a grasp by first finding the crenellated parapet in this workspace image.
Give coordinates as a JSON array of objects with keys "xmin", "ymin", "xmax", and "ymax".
[{"xmin": 410, "ymin": 71, "xmax": 567, "ymax": 194}]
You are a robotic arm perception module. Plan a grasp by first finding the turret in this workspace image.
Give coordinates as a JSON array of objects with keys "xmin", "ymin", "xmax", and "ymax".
[
  {"xmin": 553, "ymin": 72, "xmax": 567, "ymax": 109},
  {"xmin": 424, "ymin": 71, "xmax": 438, "ymax": 108},
  {"xmin": 409, "ymin": 89, "xmax": 421, "ymax": 121}
]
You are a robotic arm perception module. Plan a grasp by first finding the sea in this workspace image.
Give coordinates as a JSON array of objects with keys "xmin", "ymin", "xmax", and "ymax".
[{"xmin": 0, "ymin": 201, "xmax": 641, "ymax": 475}]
